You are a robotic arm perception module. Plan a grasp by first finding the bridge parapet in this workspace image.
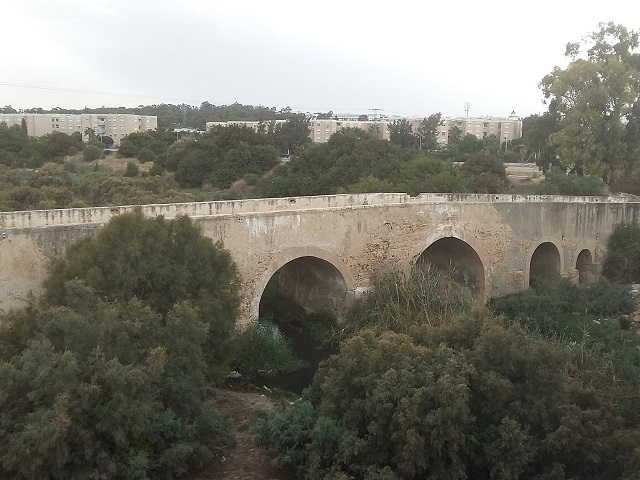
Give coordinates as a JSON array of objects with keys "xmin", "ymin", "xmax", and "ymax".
[
  {"xmin": 2, "ymin": 192, "xmax": 640, "ymax": 325},
  {"xmin": 0, "ymin": 193, "xmax": 637, "ymax": 230}
]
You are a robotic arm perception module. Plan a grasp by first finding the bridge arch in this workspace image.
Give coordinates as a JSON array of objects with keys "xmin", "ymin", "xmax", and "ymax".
[
  {"xmin": 576, "ymin": 248, "xmax": 594, "ymax": 284},
  {"xmin": 525, "ymin": 238, "xmax": 564, "ymax": 288},
  {"xmin": 409, "ymin": 231, "xmax": 491, "ymax": 301},
  {"xmin": 249, "ymin": 247, "xmax": 355, "ymax": 322}
]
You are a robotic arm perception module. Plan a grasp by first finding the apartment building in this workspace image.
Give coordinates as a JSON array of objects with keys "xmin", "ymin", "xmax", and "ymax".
[
  {"xmin": 206, "ymin": 118, "xmax": 390, "ymax": 143},
  {"xmin": 0, "ymin": 113, "xmax": 158, "ymax": 145},
  {"xmin": 206, "ymin": 113, "xmax": 522, "ymax": 146},
  {"xmin": 437, "ymin": 113, "xmax": 522, "ymax": 145},
  {"xmin": 309, "ymin": 119, "xmax": 390, "ymax": 142}
]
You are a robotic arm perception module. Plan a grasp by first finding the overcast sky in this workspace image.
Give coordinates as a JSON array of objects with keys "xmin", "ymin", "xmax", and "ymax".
[{"xmin": 1, "ymin": 0, "xmax": 638, "ymax": 118}]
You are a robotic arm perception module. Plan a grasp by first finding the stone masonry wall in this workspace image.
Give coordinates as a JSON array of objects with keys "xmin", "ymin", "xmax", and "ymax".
[{"xmin": 1, "ymin": 194, "xmax": 639, "ymax": 326}]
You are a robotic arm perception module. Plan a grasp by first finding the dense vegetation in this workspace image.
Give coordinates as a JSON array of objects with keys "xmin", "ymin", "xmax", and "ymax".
[
  {"xmin": 531, "ymin": 23, "xmax": 640, "ymax": 185},
  {"xmin": 0, "ymin": 211, "xmax": 240, "ymax": 479},
  {"xmin": 0, "ymin": 102, "xmax": 298, "ymax": 131},
  {"xmin": 2, "ymin": 21, "xmax": 640, "ymax": 480},
  {"xmin": 603, "ymin": 221, "xmax": 640, "ymax": 283},
  {"xmin": 252, "ymin": 271, "xmax": 640, "ymax": 480}
]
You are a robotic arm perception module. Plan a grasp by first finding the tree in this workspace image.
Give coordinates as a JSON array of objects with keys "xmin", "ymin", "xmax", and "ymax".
[
  {"xmin": 522, "ymin": 113, "xmax": 559, "ymax": 170},
  {"xmin": 40, "ymin": 131, "xmax": 82, "ymax": 161},
  {"xmin": 43, "ymin": 210, "xmax": 240, "ymax": 374},
  {"xmin": 416, "ymin": 113, "xmax": 442, "ymax": 150},
  {"xmin": 448, "ymin": 125, "xmax": 463, "ymax": 145},
  {"xmin": 457, "ymin": 134, "xmax": 484, "ymax": 155},
  {"xmin": 82, "ymin": 144, "xmax": 102, "ymax": 161},
  {"xmin": 0, "ymin": 212, "xmax": 240, "ymax": 479},
  {"xmin": 389, "ymin": 119, "xmax": 416, "ymax": 148},
  {"xmin": 254, "ymin": 274, "xmax": 640, "ymax": 479},
  {"xmin": 124, "ymin": 161, "xmax": 139, "ymax": 177},
  {"xmin": 530, "ymin": 167, "xmax": 606, "ymax": 195},
  {"xmin": 603, "ymin": 221, "xmax": 640, "ymax": 283},
  {"xmin": 540, "ymin": 22, "xmax": 640, "ymax": 181},
  {"xmin": 274, "ymin": 114, "xmax": 311, "ymax": 155}
]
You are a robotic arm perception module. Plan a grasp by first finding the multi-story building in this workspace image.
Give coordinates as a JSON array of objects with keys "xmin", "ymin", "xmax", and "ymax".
[
  {"xmin": 206, "ymin": 112, "xmax": 523, "ymax": 146},
  {"xmin": 0, "ymin": 113, "xmax": 158, "ymax": 145},
  {"xmin": 308, "ymin": 119, "xmax": 391, "ymax": 143},
  {"xmin": 206, "ymin": 118, "xmax": 390, "ymax": 143},
  {"xmin": 437, "ymin": 112, "xmax": 522, "ymax": 145}
]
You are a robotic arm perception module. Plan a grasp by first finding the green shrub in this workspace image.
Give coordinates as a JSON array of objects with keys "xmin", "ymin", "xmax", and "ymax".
[
  {"xmin": 148, "ymin": 162, "xmax": 164, "ymax": 176},
  {"xmin": 603, "ymin": 221, "xmax": 640, "ymax": 283},
  {"xmin": 243, "ymin": 173, "xmax": 259, "ymax": 186},
  {"xmin": 137, "ymin": 147, "xmax": 156, "ymax": 163},
  {"xmin": 337, "ymin": 266, "xmax": 469, "ymax": 338},
  {"xmin": 531, "ymin": 167, "xmax": 606, "ymax": 195},
  {"xmin": 231, "ymin": 323, "xmax": 305, "ymax": 377},
  {"xmin": 587, "ymin": 277, "xmax": 634, "ymax": 316},
  {"xmin": 124, "ymin": 161, "xmax": 139, "ymax": 177},
  {"xmin": 255, "ymin": 313, "xmax": 639, "ymax": 479},
  {"xmin": 302, "ymin": 309, "xmax": 338, "ymax": 342},
  {"xmin": 0, "ymin": 212, "xmax": 240, "ymax": 479},
  {"xmin": 82, "ymin": 144, "xmax": 102, "ymax": 162},
  {"xmin": 489, "ymin": 278, "xmax": 632, "ymax": 321}
]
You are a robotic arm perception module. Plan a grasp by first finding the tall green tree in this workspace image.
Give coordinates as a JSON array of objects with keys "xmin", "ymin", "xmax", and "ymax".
[
  {"xmin": 540, "ymin": 22, "xmax": 640, "ymax": 180},
  {"xmin": 389, "ymin": 119, "xmax": 416, "ymax": 148},
  {"xmin": 0, "ymin": 212, "xmax": 240, "ymax": 479},
  {"xmin": 43, "ymin": 210, "xmax": 239, "ymax": 375},
  {"xmin": 417, "ymin": 113, "xmax": 442, "ymax": 150},
  {"xmin": 448, "ymin": 125, "xmax": 463, "ymax": 145},
  {"xmin": 274, "ymin": 114, "xmax": 311, "ymax": 155}
]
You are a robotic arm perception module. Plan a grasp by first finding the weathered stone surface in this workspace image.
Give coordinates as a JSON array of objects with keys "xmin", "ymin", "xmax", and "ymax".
[{"xmin": 1, "ymin": 193, "xmax": 638, "ymax": 326}]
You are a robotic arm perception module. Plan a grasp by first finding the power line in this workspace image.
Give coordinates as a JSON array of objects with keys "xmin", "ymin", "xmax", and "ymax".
[{"xmin": 0, "ymin": 81, "xmax": 197, "ymax": 104}]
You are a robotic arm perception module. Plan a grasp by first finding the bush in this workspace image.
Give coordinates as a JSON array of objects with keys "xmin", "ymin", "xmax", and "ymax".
[
  {"xmin": 148, "ymin": 162, "xmax": 164, "ymax": 176},
  {"xmin": 243, "ymin": 172, "xmax": 259, "ymax": 186},
  {"xmin": 137, "ymin": 147, "xmax": 156, "ymax": 163},
  {"xmin": 531, "ymin": 167, "xmax": 606, "ymax": 196},
  {"xmin": 124, "ymin": 161, "xmax": 139, "ymax": 177},
  {"xmin": 587, "ymin": 277, "xmax": 634, "ymax": 316},
  {"xmin": 0, "ymin": 212, "xmax": 241, "ymax": 479},
  {"xmin": 82, "ymin": 144, "xmax": 102, "ymax": 161},
  {"xmin": 255, "ymin": 313, "xmax": 640, "ymax": 479},
  {"xmin": 337, "ymin": 266, "xmax": 469, "ymax": 338},
  {"xmin": 603, "ymin": 221, "xmax": 640, "ymax": 283},
  {"xmin": 231, "ymin": 323, "xmax": 305, "ymax": 378}
]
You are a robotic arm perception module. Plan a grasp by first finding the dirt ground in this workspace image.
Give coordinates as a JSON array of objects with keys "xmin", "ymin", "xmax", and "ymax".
[
  {"xmin": 505, "ymin": 162, "xmax": 544, "ymax": 185},
  {"xmin": 180, "ymin": 389, "xmax": 285, "ymax": 480},
  {"xmin": 66, "ymin": 152, "xmax": 155, "ymax": 173}
]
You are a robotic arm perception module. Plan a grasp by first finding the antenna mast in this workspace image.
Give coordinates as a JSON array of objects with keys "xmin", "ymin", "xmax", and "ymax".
[{"xmin": 464, "ymin": 102, "xmax": 470, "ymax": 117}]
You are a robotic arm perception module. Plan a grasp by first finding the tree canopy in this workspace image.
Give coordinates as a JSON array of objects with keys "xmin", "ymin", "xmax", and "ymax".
[
  {"xmin": 0, "ymin": 211, "xmax": 240, "ymax": 479},
  {"xmin": 540, "ymin": 22, "xmax": 640, "ymax": 181},
  {"xmin": 253, "ymin": 272, "xmax": 640, "ymax": 479}
]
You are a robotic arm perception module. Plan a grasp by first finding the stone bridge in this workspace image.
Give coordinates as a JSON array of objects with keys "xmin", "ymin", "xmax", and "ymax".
[{"xmin": 1, "ymin": 193, "xmax": 639, "ymax": 327}]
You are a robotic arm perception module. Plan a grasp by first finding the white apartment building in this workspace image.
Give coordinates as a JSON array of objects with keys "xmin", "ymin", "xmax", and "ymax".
[
  {"xmin": 437, "ymin": 113, "xmax": 522, "ymax": 145},
  {"xmin": 207, "ymin": 113, "xmax": 522, "ymax": 146},
  {"xmin": 206, "ymin": 118, "xmax": 390, "ymax": 143},
  {"xmin": 308, "ymin": 119, "xmax": 390, "ymax": 143},
  {"xmin": 0, "ymin": 113, "xmax": 158, "ymax": 145}
]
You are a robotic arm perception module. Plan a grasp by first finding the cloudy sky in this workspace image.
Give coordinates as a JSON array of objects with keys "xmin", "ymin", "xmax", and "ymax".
[{"xmin": 2, "ymin": 0, "xmax": 638, "ymax": 118}]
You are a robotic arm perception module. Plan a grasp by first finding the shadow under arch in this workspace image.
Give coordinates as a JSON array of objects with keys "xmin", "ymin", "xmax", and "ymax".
[
  {"xmin": 576, "ymin": 248, "xmax": 594, "ymax": 284},
  {"xmin": 525, "ymin": 238, "xmax": 564, "ymax": 288},
  {"xmin": 408, "ymin": 231, "xmax": 491, "ymax": 301},
  {"xmin": 250, "ymin": 247, "xmax": 355, "ymax": 322}
]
